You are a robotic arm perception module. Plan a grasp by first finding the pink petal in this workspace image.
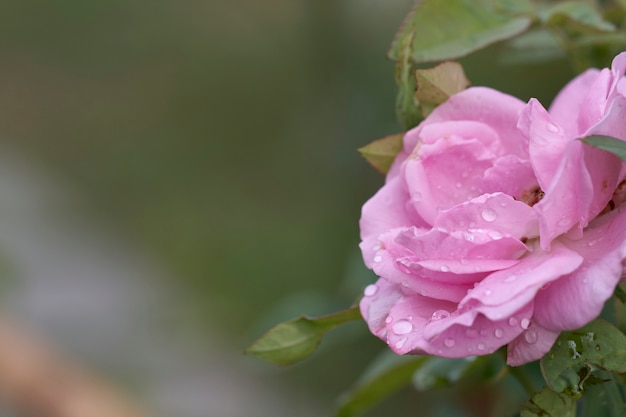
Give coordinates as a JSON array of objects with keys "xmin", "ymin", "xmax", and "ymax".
[
  {"xmin": 460, "ymin": 242, "xmax": 583, "ymax": 321},
  {"xmin": 520, "ymin": 99, "xmax": 570, "ymax": 193},
  {"xmin": 420, "ymin": 302, "xmax": 534, "ymax": 357},
  {"xmin": 587, "ymin": 95, "xmax": 626, "ymax": 141},
  {"xmin": 360, "ymin": 278, "xmax": 405, "ymax": 340},
  {"xmin": 534, "ymin": 208, "xmax": 626, "ymax": 331},
  {"xmin": 549, "ymin": 68, "xmax": 601, "ymax": 137},
  {"xmin": 417, "ymin": 87, "xmax": 528, "ymax": 158},
  {"xmin": 533, "ymin": 140, "xmax": 589, "ymax": 249},
  {"xmin": 371, "ymin": 229, "xmax": 472, "ymax": 302},
  {"xmin": 482, "ymin": 155, "xmax": 537, "ymax": 199},
  {"xmin": 434, "ymin": 193, "xmax": 539, "ymax": 240},
  {"xmin": 383, "ymin": 294, "xmax": 457, "ymax": 355},
  {"xmin": 360, "ymin": 176, "xmax": 428, "ymax": 243},
  {"xmin": 404, "ymin": 137, "xmax": 495, "ymax": 224},
  {"xmin": 507, "ymin": 321, "xmax": 559, "ymax": 366}
]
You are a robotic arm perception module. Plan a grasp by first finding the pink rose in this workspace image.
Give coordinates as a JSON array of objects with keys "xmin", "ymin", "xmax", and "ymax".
[{"xmin": 359, "ymin": 53, "xmax": 626, "ymax": 365}]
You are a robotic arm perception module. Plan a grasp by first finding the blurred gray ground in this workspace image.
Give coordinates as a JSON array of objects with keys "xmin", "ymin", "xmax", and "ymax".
[{"xmin": 0, "ymin": 146, "xmax": 321, "ymax": 417}]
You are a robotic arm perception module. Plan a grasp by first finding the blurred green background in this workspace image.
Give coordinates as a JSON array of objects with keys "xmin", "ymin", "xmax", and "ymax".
[{"xmin": 0, "ymin": 1, "xmax": 582, "ymax": 416}]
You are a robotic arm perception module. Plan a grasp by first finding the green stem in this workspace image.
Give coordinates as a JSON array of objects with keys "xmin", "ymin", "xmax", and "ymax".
[{"xmin": 509, "ymin": 365, "xmax": 538, "ymax": 397}]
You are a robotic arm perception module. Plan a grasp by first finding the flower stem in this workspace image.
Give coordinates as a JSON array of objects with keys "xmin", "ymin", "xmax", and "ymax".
[{"xmin": 509, "ymin": 365, "xmax": 537, "ymax": 397}]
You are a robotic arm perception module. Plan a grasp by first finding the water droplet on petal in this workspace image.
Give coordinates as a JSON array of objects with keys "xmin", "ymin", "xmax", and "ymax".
[
  {"xmin": 521, "ymin": 318, "xmax": 530, "ymax": 329},
  {"xmin": 524, "ymin": 330, "xmax": 538, "ymax": 344},
  {"xmin": 440, "ymin": 265, "xmax": 450, "ymax": 273},
  {"xmin": 504, "ymin": 275, "xmax": 517, "ymax": 283},
  {"xmin": 392, "ymin": 320, "xmax": 413, "ymax": 335},
  {"xmin": 477, "ymin": 342, "xmax": 486, "ymax": 351},
  {"xmin": 455, "ymin": 182, "xmax": 462, "ymax": 188},
  {"xmin": 444, "ymin": 337, "xmax": 456, "ymax": 347},
  {"xmin": 494, "ymin": 328, "xmax": 504, "ymax": 338},
  {"xmin": 385, "ymin": 316, "xmax": 393, "ymax": 324},
  {"xmin": 484, "ymin": 289, "xmax": 492, "ymax": 296},
  {"xmin": 364, "ymin": 284, "xmax": 378, "ymax": 297},
  {"xmin": 508, "ymin": 317, "xmax": 518, "ymax": 327},
  {"xmin": 588, "ymin": 239, "xmax": 598, "ymax": 247},
  {"xmin": 488, "ymin": 230, "xmax": 503, "ymax": 240},
  {"xmin": 374, "ymin": 255, "xmax": 382, "ymax": 263},
  {"xmin": 546, "ymin": 123, "xmax": 559, "ymax": 133},
  {"xmin": 412, "ymin": 192, "xmax": 423, "ymax": 202},
  {"xmin": 431, "ymin": 310, "xmax": 450, "ymax": 321},
  {"xmin": 395, "ymin": 337, "xmax": 407, "ymax": 349},
  {"xmin": 401, "ymin": 280, "xmax": 409, "ymax": 288},
  {"xmin": 466, "ymin": 328, "xmax": 478, "ymax": 338},
  {"xmin": 481, "ymin": 208, "xmax": 497, "ymax": 222}
]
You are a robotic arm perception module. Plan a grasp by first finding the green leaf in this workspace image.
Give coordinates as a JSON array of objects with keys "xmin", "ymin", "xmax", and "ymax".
[
  {"xmin": 388, "ymin": 0, "xmax": 533, "ymax": 63},
  {"xmin": 394, "ymin": 28, "xmax": 422, "ymax": 129},
  {"xmin": 579, "ymin": 371, "xmax": 625, "ymax": 417},
  {"xmin": 245, "ymin": 307, "xmax": 362, "ymax": 366},
  {"xmin": 582, "ymin": 135, "xmax": 626, "ymax": 162},
  {"xmin": 336, "ymin": 352, "xmax": 430, "ymax": 417},
  {"xmin": 415, "ymin": 61, "xmax": 470, "ymax": 117},
  {"xmin": 541, "ymin": 1, "xmax": 615, "ymax": 33},
  {"xmin": 520, "ymin": 387, "xmax": 577, "ymax": 417},
  {"xmin": 499, "ymin": 28, "xmax": 565, "ymax": 65},
  {"xmin": 358, "ymin": 133, "xmax": 404, "ymax": 175},
  {"xmin": 541, "ymin": 320, "xmax": 626, "ymax": 395}
]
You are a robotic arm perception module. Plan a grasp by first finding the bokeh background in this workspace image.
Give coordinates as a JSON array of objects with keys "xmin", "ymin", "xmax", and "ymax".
[{"xmin": 0, "ymin": 1, "xmax": 579, "ymax": 416}]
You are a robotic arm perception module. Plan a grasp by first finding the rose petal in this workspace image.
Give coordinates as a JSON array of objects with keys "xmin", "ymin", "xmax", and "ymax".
[
  {"xmin": 360, "ymin": 278, "xmax": 405, "ymax": 340},
  {"xmin": 413, "ymin": 87, "xmax": 528, "ymax": 157},
  {"xmin": 520, "ymin": 99, "xmax": 570, "ymax": 192},
  {"xmin": 383, "ymin": 294, "xmax": 458, "ymax": 355},
  {"xmin": 507, "ymin": 321, "xmax": 559, "ymax": 366},
  {"xmin": 360, "ymin": 176, "xmax": 428, "ymax": 243},
  {"xmin": 460, "ymin": 242, "xmax": 583, "ymax": 321},
  {"xmin": 549, "ymin": 68, "xmax": 601, "ymax": 137},
  {"xmin": 482, "ymin": 155, "xmax": 537, "ymax": 199},
  {"xmin": 404, "ymin": 137, "xmax": 496, "ymax": 224},
  {"xmin": 434, "ymin": 193, "xmax": 539, "ymax": 240},
  {"xmin": 534, "ymin": 208, "xmax": 626, "ymax": 331},
  {"xmin": 533, "ymin": 140, "xmax": 589, "ymax": 249},
  {"xmin": 420, "ymin": 302, "xmax": 534, "ymax": 357},
  {"xmin": 371, "ymin": 229, "xmax": 472, "ymax": 302}
]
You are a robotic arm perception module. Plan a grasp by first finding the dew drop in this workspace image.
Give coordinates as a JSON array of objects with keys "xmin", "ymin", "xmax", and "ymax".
[
  {"xmin": 440, "ymin": 265, "xmax": 450, "ymax": 273},
  {"xmin": 395, "ymin": 337, "xmax": 407, "ymax": 349},
  {"xmin": 494, "ymin": 328, "xmax": 504, "ymax": 338},
  {"xmin": 364, "ymin": 284, "xmax": 378, "ymax": 297},
  {"xmin": 412, "ymin": 192, "xmax": 423, "ymax": 202},
  {"xmin": 481, "ymin": 208, "xmax": 497, "ymax": 222},
  {"xmin": 484, "ymin": 289, "xmax": 492, "ymax": 296},
  {"xmin": 466, "ymin": 328, "xmax": 478, "ymax": 338},
  {"xmin": 401, "ymin": 280, "xmax": 409, "ymax": 288},
  {"xmin": 455, "ymin": 182, "xmax": 462, "ymax": 188},
  {"xmin": 588, "ymin": 239, "xmax": 598, "ymax": 247},
  {"xmin": 392, "ymin": 320, "xmax": 413, "ymax": 335},
  {"xmin": 374, "ymin": 255, "xmax": 382, "ymax": 263},
  {"xmin": 431, "ymin": 310, "xmax": 451, "ymax": 321},
  {"xmin": 419, "ymin": 289, "xmax": 429, "ymax": 296},
  {"xmin": 520, "ymin": 318, "xmax": 530, "ymax": 329},
  {"xmin": 557, "ymin": 218, "xmax": 569, "ymax": 227},
  {"xmin": 508, "ymin": 317, "xmax": 519, "ymax": 327},
  {"xmin": 488, "ymin": 230, "xmax": 503, "ymax": 240},
  {"xmin": 524, "ymin": 330, "xmax": 538, "ymax": 344},
  {"xmin": 385, "ymin": 316, "xmax": 393, "ymax": 324},
  {"xmin": 546, "ymin": 123, "xmax": 559, "ymax": 133},
  {"xmin": 477, "ymin": 342, "xmax": 486, "ymax": 351},
  {"xmin": 444, "ymin": 337, "xmax": 456, "ymax": 347}
]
